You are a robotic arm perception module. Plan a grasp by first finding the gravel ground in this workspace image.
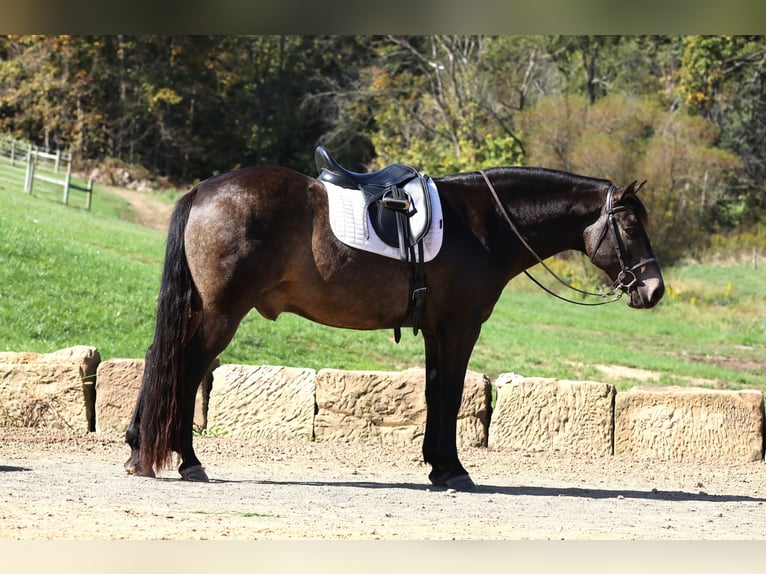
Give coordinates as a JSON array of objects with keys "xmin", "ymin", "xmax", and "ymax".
[{"xmin": 1, "ymin": 427, "xmax": 765, "ymax": 541}]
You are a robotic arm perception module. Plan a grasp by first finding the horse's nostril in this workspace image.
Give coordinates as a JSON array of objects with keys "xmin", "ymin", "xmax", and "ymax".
[
  {"xmin": 633, "ymin": 278, "xmax": 665, "ymax": 309},
  {"xmin": 641, "ymin": 281, "xmax": 665, "ymax": 308}
]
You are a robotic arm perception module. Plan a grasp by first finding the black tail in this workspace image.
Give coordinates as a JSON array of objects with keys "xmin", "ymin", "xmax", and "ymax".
[{"xmin": 139, "ymin": 187, "xmax": 199, "ymax": 473}]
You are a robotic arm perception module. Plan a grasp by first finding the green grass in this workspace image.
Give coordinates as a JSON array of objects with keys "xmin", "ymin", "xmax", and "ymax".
[
  {"xmin": 473, "ymin": 274, "xmax": 765, "ymax": 390},
  {"xmin": 1, "ymin": 160, "xmax": 764, "ymax": 392},
  {"xmin": 0, "ymin": 165, "xmax": 164, "ymax": 360}
]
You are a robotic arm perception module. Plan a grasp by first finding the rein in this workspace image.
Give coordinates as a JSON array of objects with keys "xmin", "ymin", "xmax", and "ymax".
[{"xmin": 479, "ymin": 170, "xmax": 647, "ymax": 307}]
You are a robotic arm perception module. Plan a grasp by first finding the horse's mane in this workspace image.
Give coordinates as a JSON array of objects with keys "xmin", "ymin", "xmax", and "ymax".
[
  {"xmin": 435, "ymin": 166, "xmax": 613, "ymax": 192},
  {"xmin": 499, "ymin": 166, "xmax": 611, "ymax": 187}
]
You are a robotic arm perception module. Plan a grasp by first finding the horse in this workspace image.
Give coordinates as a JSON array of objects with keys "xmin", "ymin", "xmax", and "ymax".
[{"xmin": 124, "ymin": 151, "xmax": 664, "ymax": 492}]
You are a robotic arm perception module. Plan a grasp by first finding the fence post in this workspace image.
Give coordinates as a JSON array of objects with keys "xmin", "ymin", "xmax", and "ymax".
[
  {"xmin": 63, "ymin": 158, "xmax": 72, "ymax": 205},
  {"xmin": 10, "ymin": 139, "xmax": 16, "ymax": 166},
  {"xmin": 24, "ymin": 149, "xmax": 35, "ymax": 194},
  {"xmin": 85, "ymin": 179, "xmax": 93, "ymax": 210}
]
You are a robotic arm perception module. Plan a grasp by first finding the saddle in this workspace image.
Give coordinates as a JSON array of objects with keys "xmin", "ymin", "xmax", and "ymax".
[
  {"xmin": 315, "ymin": 146, "xmax": 431, "ymax": 340},
  {"xmin": 315, "ymin": 146, "xmax": 432, "ymax": 264}
]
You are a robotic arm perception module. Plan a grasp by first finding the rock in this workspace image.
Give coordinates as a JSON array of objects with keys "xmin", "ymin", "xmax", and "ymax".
[
  {"xmin": 614, "ymin": 386, "xmax": 764, "ymax": 462},
  {"xmin": 206, "ymin": 364, "xmax": 316, "ymax": 440},
  {"xmin": 95, "ymin": 358, "xmax": 215, "ymax": 432},
  {"xmin": 314, "ymin": 367, "xmax": 491, "ymax": 447},
  {"xmin": 488, "ymin": 377, "xmax": 615, "ymax": 456},
  {"xmin": 94, "ymin": 359, "xmax": 141, "ymax": 433},
  {"xmin": 0, "ymin": 346, "xmax": 100, "ymax": 431}
]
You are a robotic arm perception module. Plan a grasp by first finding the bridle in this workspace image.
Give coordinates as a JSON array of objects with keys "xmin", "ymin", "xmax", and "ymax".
[
  {"xmin": 589, "ymin": 180, "xmax": 657, "ymax": 295},
  {"xmin": 479, "ymin": 170, "xmax": 656, "ymax": 307}
]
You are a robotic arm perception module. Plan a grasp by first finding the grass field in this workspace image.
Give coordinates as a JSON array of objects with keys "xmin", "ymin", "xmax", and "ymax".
[{"xmin": 1, "ymin": 162, "xmax": 763, "ymax": 392}]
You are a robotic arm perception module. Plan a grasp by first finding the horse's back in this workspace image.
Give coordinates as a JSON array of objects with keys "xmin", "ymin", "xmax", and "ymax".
[
  {"xmin": 192, "ymin": 165, "xmax": 319, "ymax": 210},
  {"xmin": 187, "ymin": 164, "xmax": 326, "ymax": 255}
]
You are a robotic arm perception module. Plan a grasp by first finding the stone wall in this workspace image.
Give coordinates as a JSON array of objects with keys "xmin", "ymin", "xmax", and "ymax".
[
  {"xmin": 0, "ymin": 346, "xmax": 100, "ymax": 431},
  {"xmin": 488, "ymin": 377, "xmax": 615, "ymax": 456},
  {"xmin": 487, "ymin": 377, "xmax": 765, "ymax": 462},
  {"xmin": 95, "ymin": 357, "xmax": 216, "ymax": 432},
  {"xmin": 207, "ymin": 364, "xmax": 315, "ymax": 440},
  {"xmin": 1, "ymin": 347, "xmax": 763, "ymax": 463},
  {"xmin": 314, "ymin": 367, "xmax": 491, "ymax": 447},
  {"xmin": 614, "ymin": 386, "xmax": 764, "ymax": 462}
]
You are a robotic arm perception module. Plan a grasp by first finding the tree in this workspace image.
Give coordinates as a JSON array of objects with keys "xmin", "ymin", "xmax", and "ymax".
[
  {"xmin": 542, "ymin": 36, "xmax": 687, "ymax": 105},
  {"xmin": 636, "ymin": 112, "xmax": 740, "ymax": 262},
  {"xmin": 0, "ymin": 36, "xmax": 100, "ymax": 153},
  {"xmin": 679, "ymin": 35, "xmax": 766, "ymax": 224},
  {"xmin": 517, "ymin": 92, "xmax": 740, "ymax": 264},
  {"xmin": 0, "ymin": 35, "xmax": 355, "ymax": 180},
  {"xmin": 350, "ymin": 35, "xmax": 525, "ymax": 175}
]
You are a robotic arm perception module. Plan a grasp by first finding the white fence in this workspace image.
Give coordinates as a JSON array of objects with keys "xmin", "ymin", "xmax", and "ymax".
[{"xmin": 0, "ymin": 137, "xmax": 93, "ymax": 210}]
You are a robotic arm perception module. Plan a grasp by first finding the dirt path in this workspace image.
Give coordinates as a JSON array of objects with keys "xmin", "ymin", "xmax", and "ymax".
[
  {"xmin": 1, "ymin": 427, "xmax": 764, "ymax": 540},
  {"xmin": 106, "ymin": 185, "xmax": 174, "ymax": 232}
]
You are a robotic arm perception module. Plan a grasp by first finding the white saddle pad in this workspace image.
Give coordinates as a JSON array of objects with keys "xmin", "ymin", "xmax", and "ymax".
[{"xmin": 323, "ymin": 177, "xmax": 444, "ymax": 262}]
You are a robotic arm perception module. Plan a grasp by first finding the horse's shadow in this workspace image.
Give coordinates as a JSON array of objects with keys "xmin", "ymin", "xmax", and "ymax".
[
  {"xmin": 474, "ymin": 484, "xmax": 766, "ymax": 503},
  {"xmin": 208, "ymin": 478, "xmax": 766, "ymax": 503},
  {"xmin": 0, "ymin": 465, "xmax": 31, "ymax": 472}
]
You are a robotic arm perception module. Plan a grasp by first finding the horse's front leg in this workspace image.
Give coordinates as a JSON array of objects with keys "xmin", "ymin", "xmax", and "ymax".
[{"xmin": 422, "ymin": 325, "xmax": 481, "ymax": 492}]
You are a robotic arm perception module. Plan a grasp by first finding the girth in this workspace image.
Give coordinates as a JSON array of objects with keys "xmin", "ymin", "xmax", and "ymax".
[{"xmin": 315, "ymin": 146, "xmax": 430, "ymax": 340}]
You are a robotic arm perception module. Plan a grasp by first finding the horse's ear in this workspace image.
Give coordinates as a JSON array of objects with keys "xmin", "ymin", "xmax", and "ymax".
[{"xmin": 614, "ymin": 180, "xmax": 646, "ymax": 202}]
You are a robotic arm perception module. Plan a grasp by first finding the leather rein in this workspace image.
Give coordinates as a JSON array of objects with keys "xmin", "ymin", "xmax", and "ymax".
[{"xmin": 479, "ymin": 170, "xmax": 656, "ymax": 307}]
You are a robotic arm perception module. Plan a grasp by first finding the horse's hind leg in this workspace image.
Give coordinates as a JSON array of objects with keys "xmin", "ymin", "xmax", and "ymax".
[
  {"xmin": 123, "ymin": 339, "xmax": 207, "ymax": 479},
  {"xmin": 125, "ymin": 342, "xmax": 165, "ymax": 477},
  {"xmin": 175, "ymin": 346, "xmax": 216, "ymax": 481},
  {"xmin": 125, "ymin": 314, "xmax": 238, "ymax": 481},
  {"xmin": 124, "ymin": 376, "xmax": 154, "ymax": 477},
  {"xmin": 175, "ymin": 310, "xmax": 244, "ymax": 481}
]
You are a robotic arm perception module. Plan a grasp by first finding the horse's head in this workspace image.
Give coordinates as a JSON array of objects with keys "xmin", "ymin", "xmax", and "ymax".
[{"xmin": 584, "ymin": 181, "xmax": 665, "ymax": 309}]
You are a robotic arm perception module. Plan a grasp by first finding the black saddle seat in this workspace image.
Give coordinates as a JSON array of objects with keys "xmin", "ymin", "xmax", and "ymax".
[{"xmin": 315, "ymin": 146, "xmax": 420, "ymax": 189}]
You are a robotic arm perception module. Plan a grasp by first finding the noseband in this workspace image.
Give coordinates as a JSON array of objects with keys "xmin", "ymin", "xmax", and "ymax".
[{"xmin": 480, "ymin": 171, "xmax": 654, "ymax": 306}]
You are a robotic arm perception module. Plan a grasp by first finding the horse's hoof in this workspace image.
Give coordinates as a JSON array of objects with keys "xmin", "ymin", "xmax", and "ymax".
[
  {"xmin": 429, "ymin": 470, "xmax": 478, "ymax": 492},
  {"xmin": 124, "ymin": 458, "xmax": 156, "ymax": 478},
  {"xmin": 179, "ymin": 465, "xmax": 209, "ymax": 482},
  {"xmin": 444, "ymin": 474, "xmax": 478, "ymax": 492}
]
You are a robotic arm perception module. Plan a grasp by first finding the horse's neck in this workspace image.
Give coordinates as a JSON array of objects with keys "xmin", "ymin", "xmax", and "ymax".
[
  {"xmin": 496, "ymin": 190, "xmax": 607, "ymax": 281},
  {"xmin": 522, "ymin": 200, "xmax": 594, "ymax": 258},
  {"xmin": 437, "ymin": 173, "xmax": 604, "ymax": 265},
  {"xmin": 508, "ymin": 186, "xmax": 602, "ymax": 254}
]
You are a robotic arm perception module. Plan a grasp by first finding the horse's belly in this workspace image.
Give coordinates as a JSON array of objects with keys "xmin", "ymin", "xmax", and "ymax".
[{"xmin": 254, "ymin": 271, "xmax": 411, "ymax": 330}]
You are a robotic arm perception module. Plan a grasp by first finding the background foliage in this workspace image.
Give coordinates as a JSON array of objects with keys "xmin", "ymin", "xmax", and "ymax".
[{"xmin": 1, "ymin": 35, "xmax": 765, "ymax": 264}]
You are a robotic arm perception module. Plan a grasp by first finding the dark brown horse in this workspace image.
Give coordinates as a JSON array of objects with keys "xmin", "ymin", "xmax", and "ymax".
[{"xmin": 124, "ymin": 155, "xmax": 664, "ymax": 491}]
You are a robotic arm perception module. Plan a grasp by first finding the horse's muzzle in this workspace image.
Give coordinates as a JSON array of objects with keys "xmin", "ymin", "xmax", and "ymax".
[{"xmin": 627, "ymin": 276, "xmax": 664, "ymax": 309}]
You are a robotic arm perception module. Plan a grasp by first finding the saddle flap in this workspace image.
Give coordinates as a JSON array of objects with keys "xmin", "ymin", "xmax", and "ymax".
[{"xmin": 367, "ymin": 179, "xmax": 431, "ymax": 250}]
